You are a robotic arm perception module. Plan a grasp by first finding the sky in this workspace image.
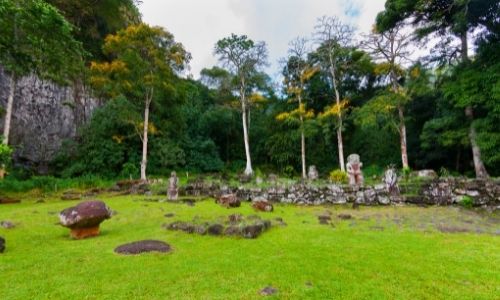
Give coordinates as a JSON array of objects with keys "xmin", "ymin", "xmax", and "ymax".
[{"xmin": 139, "ymin": 0, "xmax": 386, "ymax": 79}]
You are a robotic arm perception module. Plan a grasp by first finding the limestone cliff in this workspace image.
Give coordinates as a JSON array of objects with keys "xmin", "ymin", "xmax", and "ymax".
[{"xmin": 0, "ymin": 67, "xmax": 100, "ymax": 173}]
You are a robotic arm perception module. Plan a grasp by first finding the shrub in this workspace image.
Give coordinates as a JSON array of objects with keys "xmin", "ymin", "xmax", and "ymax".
[
  {"xmin": 329, "ymin": 169, "xmax": 348, "ymax": 184},
  {"xmin": 458, "ymin": 195, "xmax": 474, "ymax": 208}
]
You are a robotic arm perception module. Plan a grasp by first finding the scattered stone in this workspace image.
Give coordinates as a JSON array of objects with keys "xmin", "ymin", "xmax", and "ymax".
[
  {"xmin": 346, "ymin": 154, "xmax": 364, "ymax": 186},
  {"xmin": 0, "ymin": 196, "xmax": 20, "ymax": 204},
  {"xmin": 224, "ymin": 225, "xmax": 242, "ymax": 236},
  {"xmin": 436, "ymin": 224, "xmax": 470, "ymax": 234},
  {"xmin": 252, "ymin": 200, "xmax": 273, "ymax": 212},
  {"xmin": 318, "ymin": 215, "xmax": 332, "ymax": 224},
  {"xmin": 59, "ymin": 200, "xmax": 112, "ymax": 239},
  {"xmin": 308, "ymin": 165, "xmax": 319, "ymax": 180},
  {"xmin": 217, "ymin": 194, "xmax": 240, "ymax": 208},
  {"xmin": 260, "ymin": 286, "xmax": 278, "ymax": 296},
  {"xmin": 228, "ymin": 214, "xmax": 243, "ymax": 224},
  {"xmin": 207, "ymin": 224, "xmax": 224, "ymax": 236},
  {"xmin": 0, "ymin": 221, "xmax": 15, "ymax": 229},
  {"xmin": 242, "ymin": 224, "xmax": 264, "ymax": 239},
  {"xmin": 168, "ymin": 171, "xmax": 179, "ymax": 200},
  {"xmin": 338, "ymin": 213, "xmax": 352, "ymax": 220},
  {"xmin": 165, "ymin": 221, "xmax": 196, "ymax": 233},
  {"xmin": 415, "ymin": 169, "xmax": 438, "ymax": 178},
  {"xmin": 0, "ymin": 236, "xmax": 4, "ymax": 253},
  {"xmin": 114, "ymin": 240, "xmax": 171, "ymax": 255},
  {"xmin": 61, "ymin": 191, "xmax": 81, "ymax": 201},
  {"xmin": 164, "ymin": 213, "xmax": 175, "ymax": 218},
  {"xmin": 183, "ymin": 199, "xmax": 196, "ymax": 206}
]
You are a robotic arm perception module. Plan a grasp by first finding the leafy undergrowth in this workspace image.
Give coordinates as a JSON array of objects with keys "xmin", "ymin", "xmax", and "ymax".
[{"xmin": 0, "ymin": 196, "xmax": 499, "ymax": 299}]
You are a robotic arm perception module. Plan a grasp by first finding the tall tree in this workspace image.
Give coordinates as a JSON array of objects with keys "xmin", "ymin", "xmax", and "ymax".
[
  {"xmin": 314, "ymin": 16, "xmax": 355, "ymax": 172},
  {"xmin": 279, "ymin": 37, "xmax": 317, "ymax": 179},
  {"xmin": 362, "ymin": 24, "xmax": 412, "ymax": 169},
  {"xmin": 375, "ymin": 0, "xmax": 497, "ymax": 177},
  {"xmin": 214, "ymin": 34, "xmax": 268, "ymax": 176},
  {"xmin": 0, "ymin": 0, "xmax": 84, "ymax": 145},
  {"xmin": 90, "ymin": 24, "xmax": 190, "ymax": 181}
]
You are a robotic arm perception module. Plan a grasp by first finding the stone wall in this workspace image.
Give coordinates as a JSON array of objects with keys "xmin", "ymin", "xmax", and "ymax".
[
  {"xmin": 0, "ymin": 68, "xmax": 100, "ymax": 173},
  {"xmin": 180, "ymin": 178, "xmax": 500, "ymax": 207}
]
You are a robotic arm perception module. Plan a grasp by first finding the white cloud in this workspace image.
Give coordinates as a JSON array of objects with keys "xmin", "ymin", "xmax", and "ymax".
[{"xmin": 139, "ymin": 0, "xmax": 386, "ymax": 78}]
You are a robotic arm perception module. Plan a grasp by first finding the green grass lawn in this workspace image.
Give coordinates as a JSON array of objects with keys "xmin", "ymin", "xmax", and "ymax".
[{"xmin": 0, "ymin": 195, "xmax": 499, "ymax": 299}]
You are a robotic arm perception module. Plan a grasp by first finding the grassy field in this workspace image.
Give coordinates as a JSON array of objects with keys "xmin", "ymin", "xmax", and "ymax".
[{"xmin": 0, "ymin": 194, "xmax": 499, "ymax": 299}]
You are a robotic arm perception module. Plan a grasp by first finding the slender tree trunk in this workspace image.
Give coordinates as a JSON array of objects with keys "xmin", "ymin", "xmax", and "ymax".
[
  {"xmin": 240, "ymin": 80, "xmax": 253, "ymax": 176},
  {"xmin": 460, "ymin": 31, "xmax": 488, "ymax": 178},
  {"xmin": 3, "ymin": 75, "xmax": 16, "ymax": 145},
  {"xmin": 398, "ymin": 106, "xmax": 409, "ymax": 169},
  {"xmin": 332, "ymin": 78, "xmax": 345, "ymax": 172},
  {"xmin": 140, "ymin": 94, "xmax": 152, "ymax": 182},
  {"xmin": 465, "ymin": 107, "xmax": 489, "ymax": 178},
  {"xmin": 298, "ymin": 94, "xmax": 306, "ymax": 179}
]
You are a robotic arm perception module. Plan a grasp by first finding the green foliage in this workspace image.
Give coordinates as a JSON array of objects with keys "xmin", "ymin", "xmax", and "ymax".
[
  {"xmin": 458, "ymin": 195, "xmax": 474, "ymax": 209},
  {"xmin": 329, "ymin": 169, "xmax": 348, "ymax": 183},
  {"xmin": 0, "ymin": 175, "xmax": 111, "ymax": 192},
  {"xmin": 0, "ymin": 136, "xmax": 13, "ymax": 167},
  {"xmin": 0, "ymin": 0, "xmax": 85, "ymax": 80}
]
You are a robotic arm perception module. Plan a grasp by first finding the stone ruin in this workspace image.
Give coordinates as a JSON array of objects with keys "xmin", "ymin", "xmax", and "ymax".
[
  {"xmin": 114, "ymin": 240, "xmax": 172, "ymax": 255},
  {"xmin": 164, "ymin": 214, "xmax": 283, "ymax": 239},
  {"xmin": 346, "ymin": 154, "xmax": 364, "ymax": 186}
]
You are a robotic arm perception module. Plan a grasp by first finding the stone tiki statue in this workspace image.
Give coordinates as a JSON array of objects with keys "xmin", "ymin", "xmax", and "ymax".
[
  {"xmin": 168, "ymin": 171, "xmax": 179, "ymax": 200},
  {"xmin": 346, "ymin": 154, "xmax": 364, "ymax": 186}
]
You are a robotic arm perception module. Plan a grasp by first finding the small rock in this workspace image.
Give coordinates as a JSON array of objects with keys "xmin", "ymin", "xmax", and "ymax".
[
  {"xmin": 318, "ymin": 215, "xmax": 331, "ymax": 224},
  {"xmin": 217, "ymin": 194, "xmax": 240, "ymax": 208},
  {"xmin": 0, "ymin": 236, "xmax": 4, "ymax": 253},
  {"xmin": 260, "ymin": 286, "xmax": 278, "ymax": 296},
  {"xmin": 0, "ymin": 221, "xmax": 15, "ymax": 229},
  {"xmin": 164, "ymin": 213, "xmax": 175, "ymax": 218},
  {"xmin": 0, "ymin": 197, "xmax": 20, "ymax": 204},
  {"xmin": 228, "ymin": 214, "xmax": 243, "ymax": 223},
  {"xmin": 242, "ymin": 224, "xmax": 264, "ymax": 239},
  {"xmin": 207, "ymin": 224, "xmax": 224, "ymax": 236},
  {"xmin": 338, "ymin": 213, "xmax": 352, "ymax": 220},
  {"xmin": 114, "ymin": 240, "xmax": 171, "ymax": 255},
  {"xmin": 224, "ymin": 226, "xmax": 242, "ymax": 236},
  {"xmin": 252, "ymin": 200, "xmax": 273, "ymax": 212}
]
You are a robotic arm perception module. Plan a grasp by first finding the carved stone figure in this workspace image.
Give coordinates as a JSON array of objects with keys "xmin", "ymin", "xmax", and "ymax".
[
  {"xmin": 308, "ymin": 165, "xmax": 319, "ymax": 180},
  {"xmin": 168, "ymin": 171, "xmax": 179, "ymax": 200},
  {"xmin": 383, "ymin": 167, "xmax": 399, "ymax": 195},
  {"xmin": 346, "ymin": 154, "xmax": 364, "ymax": 185}
]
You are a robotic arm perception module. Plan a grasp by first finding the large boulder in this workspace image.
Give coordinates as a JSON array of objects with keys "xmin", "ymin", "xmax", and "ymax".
[
  {"xmin": 0, "ymin": 236, "xmax": 4, "ymax": 253},
  {"xmin": 114, "ymin": 240, "xmax": 171, "ymax": 255},
  {"xmin": 216, "ymin": 194, "xmax": 240, "ymax": 208},
  {"xmin": 59, "ymin": 200, "xmax": 112, "ymax": 239}
]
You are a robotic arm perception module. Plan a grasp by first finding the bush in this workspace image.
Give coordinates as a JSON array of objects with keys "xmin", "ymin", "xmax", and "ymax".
[
  {"xmin": 458, "ymin": 195, "xmax": 474, "ymax": 208},
  {"xmin": 329, "ymin": 169, "xmax": 348, "ymax": 184}
]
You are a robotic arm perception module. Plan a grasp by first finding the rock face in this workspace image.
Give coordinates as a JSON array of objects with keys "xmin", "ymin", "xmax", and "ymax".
[
  {"xmin": 0, "ymin": 67, "xmax": 100, "ymax": 173},
  {"xmin": 217, "ymin": 194, "xmax": 240, "ymax": 208},
  {"xmin": 59, "ymin": 200, "xmax": 112, "ymax": 239},
  {"xmin": 114, "ymin": 240, "xmax": 171, "ymax": 255},
  {"xmin": 0, "ymin": 236, "xmax": 4, "ymax": 253}
]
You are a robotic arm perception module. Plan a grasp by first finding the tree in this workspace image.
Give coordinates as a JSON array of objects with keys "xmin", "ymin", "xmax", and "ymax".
[
  {"xmin": 314, "ymin": 16, "xmax": 355, "ymax": 172},
  {"xmin": 278, "ymin": 37, "xmax": 318, "ymax": 179},
  {"xmin": 361, "ymin": 24, "xmax": 413, "ymax": 169},
  {"xmin": 0, "ymin": 0, "xmax": 84, "ymax": 145},
  {"xmin": 214, "ymin": 34, "xmax": 268, "ymax": 176},
  {"xmin": 375, "ymin": 0, "xmax": 497, "ymax": 177},
  {"xmin": 90, "ymin": 23, "xmax": 190, "ymax": 181}
]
